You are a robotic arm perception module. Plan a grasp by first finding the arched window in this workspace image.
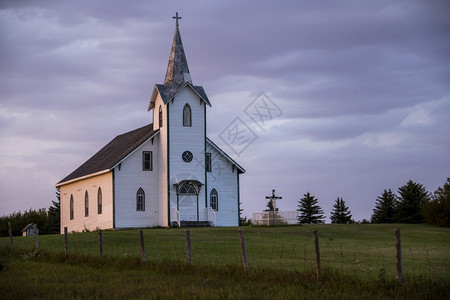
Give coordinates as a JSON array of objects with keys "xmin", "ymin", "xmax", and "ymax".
[
  {"xmin": 210, "ymin": 189, "xmax": 218, "ymax": 211},
  {"xmin": 183, "ymin": 103, "xmax": 191, "ymax": 127},
  {"xmin": 159, "ymin": 105, "xmax": 163, "ymax": 128},
  {"xmin": 179, "ymin": 183, "xmax": 197, "ymax": 195},
  {"xmin": 136, "ymin": 188, "xmax": 145, "ymax": 211},
  {"xmin": 85, "ymin": 191, "xmax": 89, "ymax": 217},
  {"xmin": 97, "ymin": 187, "xmax": 102, "ymax": 215},
  {"xmin": 70, "ymin": 194, "xmax": 74, "ymax": 220}
]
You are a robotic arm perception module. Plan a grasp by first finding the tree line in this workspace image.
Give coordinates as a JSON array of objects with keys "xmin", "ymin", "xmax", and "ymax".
[
  {"xmin": 371, "ymin": 178, "xmax": 449, "ymax": 226},
  {"xmin": 0, "ymin": 190, "xmax": 60, "ymax": 237},
  {"xmin": 267, "ymin": 178, "xmax": 449, "ymax": 226},
  {"xmin": 1, "ymin": 178, "xmax": 449, "ymax": 236}
]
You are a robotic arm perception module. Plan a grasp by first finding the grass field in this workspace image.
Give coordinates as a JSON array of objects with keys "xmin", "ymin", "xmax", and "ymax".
[{"xmin": 1, "ymin": 224, "xmax": 449, "ymax": 299}]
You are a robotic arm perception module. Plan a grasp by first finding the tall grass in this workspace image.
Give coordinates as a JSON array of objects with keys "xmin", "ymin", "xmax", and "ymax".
[
  {"xmin": 1, "ymin": 246, "xmax": 448, "ymax": 299},
  {"xmin": 2, "ymin": 224, "xmax": 449, "ymax": 280}
]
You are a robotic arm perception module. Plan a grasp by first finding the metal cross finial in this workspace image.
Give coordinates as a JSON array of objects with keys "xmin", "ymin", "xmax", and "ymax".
[{"xmin": 173, "ymin": 12, "xmax": 181, "ymax": 26}]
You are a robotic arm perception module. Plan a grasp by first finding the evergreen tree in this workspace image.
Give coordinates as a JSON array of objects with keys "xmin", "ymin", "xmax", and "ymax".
[
  {"xmin": 397, "ymin": 180, "xmax": 430, "ymax": 223},
  {"xmin": 330, "ymin": 197, "xmax": 352, "ymax": 224},
  {"xmin": 297, "ymin": 192, "xmax": 325, "ymax": 224},
  {"xmin": 238, "ymin": 201, "xmax": 252, "ymax": 226},
  {"xmin": 47, "ymin": 189, "xmax": 61, "ymax": 233},
  {"xmin": 422, "ymin": 178, "xmax": 450, "ymax": 226},
  {"xmin": 371, "ymin": 189, "xmax": 398, "ymax": 223}
]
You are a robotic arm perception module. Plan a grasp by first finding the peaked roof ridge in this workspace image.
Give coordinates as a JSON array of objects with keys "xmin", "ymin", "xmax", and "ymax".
[
  {"xmin": 206, "ymin": 137, "xmax": 245, "ymax": 173},
  {"xmin": 57, "ymin": 123, "xmax": 158, "ymax": 185},
  {"xmin": 164, "ymin": 23, "xmax": 192, "ymax": 99},
  {"xmin": 149, "ymin": 82, "xmax": 211, "ymax": 111}
]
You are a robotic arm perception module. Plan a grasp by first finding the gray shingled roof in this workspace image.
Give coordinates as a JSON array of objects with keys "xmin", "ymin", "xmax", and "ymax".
[
  {"xmin": 58, "ymin": 124, "xmax": 158, "ymax": 185},
  {"xmin": 164, "ymin": 24, "xmax": 191, "ymax": 99},
  {"xmin": 153, "ymin": 83, "xmax": 211, "ymax": 108}
]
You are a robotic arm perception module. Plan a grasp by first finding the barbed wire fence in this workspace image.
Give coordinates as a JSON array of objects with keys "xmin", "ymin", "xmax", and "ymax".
[{"xmin": 2, "ymin": 223, "xmax": 449, "ymax": 281}]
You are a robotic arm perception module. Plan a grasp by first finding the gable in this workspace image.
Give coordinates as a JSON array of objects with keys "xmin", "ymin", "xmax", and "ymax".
[
  {"xmin": 206, "ymin": 138, "xmax": 245, "ymax": 174},
  {"xmin": 148, "ymin": 82, "xmax": 211, "ymax": 111},
  {"xmin": 57, "ymin": 124, "xmax": 159, "ymax": 186}
]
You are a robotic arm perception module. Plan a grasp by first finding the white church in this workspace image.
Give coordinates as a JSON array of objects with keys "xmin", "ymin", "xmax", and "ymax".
[{"xmin": 56, "ymin": 15, "xmax": 245, "ymax": 233}]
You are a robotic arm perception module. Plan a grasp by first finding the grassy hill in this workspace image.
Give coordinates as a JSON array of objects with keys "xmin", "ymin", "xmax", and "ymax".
[{"xmin": 1, "ymin": 224, "xmax": 449, "ymax": 298}]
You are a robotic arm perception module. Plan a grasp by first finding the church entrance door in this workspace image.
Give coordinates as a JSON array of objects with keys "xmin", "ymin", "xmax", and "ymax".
[
  {"xmin": 179, "ymin": 194, "xmax": 197, "ymax": 221},
  {"xmin": 177, "ymin": 183, "xmax": 198, "ymax": 221}
]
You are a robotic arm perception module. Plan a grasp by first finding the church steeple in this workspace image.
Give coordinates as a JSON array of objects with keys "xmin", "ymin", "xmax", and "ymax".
[
  {"xmin": 164, "ymin": 12, "xmax": 192, "ymax": 99},
  {"xmin": 148, "ymin": 13, "xmax": 211, "ymax": 111}
]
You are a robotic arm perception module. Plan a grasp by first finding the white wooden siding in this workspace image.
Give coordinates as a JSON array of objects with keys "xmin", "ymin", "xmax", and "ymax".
[
  {"xmin": 206, "ymin": 143, "xmax": 239, "ymax": 226},
  {"xmin": 168, "ymin": 87, "xmax": 206, "ymax": 220},
  {"xmin": 154, "ymin": 93, "xmax": 168, "ymax": 226},
  {"xmin": 59, "ymin": 85, "xmax": 242, "ymax": 231},
  {"xmin": 114, "ymin": 136, "xmax": 161, "ymax": 228},
  {"xmin": 59, "ymin": 172, "xmax": 113, "ymax": 233}
]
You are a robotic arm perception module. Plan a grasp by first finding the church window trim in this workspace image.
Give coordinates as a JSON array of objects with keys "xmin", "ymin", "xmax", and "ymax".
[
  {"xmin": 136, "ymin": 188, "xmax": 145, "ymax": 211},
  {"xmin": 97, "ymin": 187, "xmax": 102, "ymax": 215},
  {"xmin": 70, "ymin": 194, "xmax": 74, "ymax": 220},
  {"xmin": 210, "ymin": 189, "xmax": 218, "ymax": 211},
  {"xmin": 143, "ymin": 151, "xmax": 153, "ymax": 171},
  {"xmin": 159, "ymin": 105, "xmax": 163, "ymax": 128},
  {"xmin": 206, "ymin": 153, "xmax": 212, "ymax": 172},
  {"xmin": 85, "ymin": 191, "xmax": 89, "ymax": 217},
  {"xmin": 179, "ymin": 183, "xmax": 197, "ymax": 195},
  {"xmin": 183, "ymin": 103, "xmax": 192, "ymax": 127}
]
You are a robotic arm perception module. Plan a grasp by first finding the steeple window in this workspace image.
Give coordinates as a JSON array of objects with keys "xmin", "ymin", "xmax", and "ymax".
[{"xmin": 183, "ymin": 103, "xmax": 191, "ymax": 127}]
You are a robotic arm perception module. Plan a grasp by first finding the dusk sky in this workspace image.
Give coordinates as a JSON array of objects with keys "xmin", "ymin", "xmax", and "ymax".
[{"xmin": 1, "ymin": 1, "xmax": 449, "ymax": 222}]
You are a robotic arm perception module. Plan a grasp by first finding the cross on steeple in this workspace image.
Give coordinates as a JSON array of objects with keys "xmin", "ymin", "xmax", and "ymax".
[
  {"xmin": 173, "ymin": 12, "xmax": 181, "ymax": 26},
  {"xmin": 265, "ymin": 189, "xmax": 282, "ymax": 212}
]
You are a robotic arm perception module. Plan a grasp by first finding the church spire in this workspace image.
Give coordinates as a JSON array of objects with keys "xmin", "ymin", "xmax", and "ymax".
[{"xmin": 164, "ymin": 12, "xmax": 192, "ymax": 98}]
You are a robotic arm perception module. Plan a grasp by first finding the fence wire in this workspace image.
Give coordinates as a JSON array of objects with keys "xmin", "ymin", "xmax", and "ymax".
[{"xmin": 2, "ymin": 225, "xmax": 449, "ymax": 280}]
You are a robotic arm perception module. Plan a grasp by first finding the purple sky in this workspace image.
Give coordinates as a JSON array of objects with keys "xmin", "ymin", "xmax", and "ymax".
[{"xmin": 1, "ymin": 1, "xmax": 449, "ymax": 222}]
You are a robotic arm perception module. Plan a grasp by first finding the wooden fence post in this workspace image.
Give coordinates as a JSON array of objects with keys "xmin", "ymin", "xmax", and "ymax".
[
  {"xmin": 312, "ymin": 229, "xmax": 321, "ymax": 280},
  {"xmin": 139, "ymin": 229, "xmax": 146, "ymax": 262},
  {"xmin": 98, "ymin": 229, "xmax": 103, "ymax": 257},
  {"xmin": 394, "ymin": 228, "xmax": 403, "ymax": 283},
  {"xmin": 34, "ymin": 223, "xmax": 39, "ymax": 250},
  {"xmin": 64, "ymin": 227, "xmax": 68, "ymax": 256},
  {"xmin": 239, "ymin": 228, "xmax": 249, "ymax": 271},
  {"xmin": 8, "ymin": 222, "xmax": 13, "ymax": 251},
  {"xmin": 185, "ymin": 230, "xmax": 192, "ymax": 265}
]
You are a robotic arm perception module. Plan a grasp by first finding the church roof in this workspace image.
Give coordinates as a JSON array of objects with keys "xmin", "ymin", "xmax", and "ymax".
[
  {"xmin": 57, "ymin": 124, "xmax": 158, "ymax": 186},
  {"xmin": 149, "ymin": 82, "xmax": 211, "ymax": 111},
  {"xmin": 164, "ymin": 24, "xmax": 191, "ymax": 99}
]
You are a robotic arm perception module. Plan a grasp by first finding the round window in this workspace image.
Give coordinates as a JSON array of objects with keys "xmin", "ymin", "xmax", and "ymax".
[{"xmin": 182, "ymin": 151, "xmax": 193, "ymax": 162}]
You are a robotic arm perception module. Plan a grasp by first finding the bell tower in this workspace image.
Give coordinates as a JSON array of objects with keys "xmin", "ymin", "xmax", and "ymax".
[{"xmin": 148, "ymin": 13, "xmax": 212, "ymax": 226}]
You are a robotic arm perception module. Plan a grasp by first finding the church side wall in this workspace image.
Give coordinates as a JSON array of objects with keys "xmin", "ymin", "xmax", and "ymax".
[
  {"xmin": 168, "ymin": 88, "xmax": 206, "ymax": 217},
  {"xmin": 206, "ymin": 143, "xmax": 240, "ymax": 226},
  {"xmin": 59, "ymin": 172, "xmax": 113, "ymax": 233},
  {"xmin": 114, "ymin": 137, "xmax": 161, "ymax": 228}
]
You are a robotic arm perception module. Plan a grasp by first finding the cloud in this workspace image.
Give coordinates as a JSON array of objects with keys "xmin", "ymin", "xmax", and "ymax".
[{"xmin": 0, "ymin": 0, "xmax": 449, "ymax": 222}]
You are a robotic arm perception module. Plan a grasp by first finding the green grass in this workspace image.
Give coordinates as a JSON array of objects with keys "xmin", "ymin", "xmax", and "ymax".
[{"xmin": 1, "ymin": 224, "xmax": 449, "ymax": 299}]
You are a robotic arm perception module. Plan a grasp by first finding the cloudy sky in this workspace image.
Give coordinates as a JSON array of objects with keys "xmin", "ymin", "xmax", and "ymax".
[{"xmin": 1, "ymin": 0, "xmax": 449, "ymax": 222}]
